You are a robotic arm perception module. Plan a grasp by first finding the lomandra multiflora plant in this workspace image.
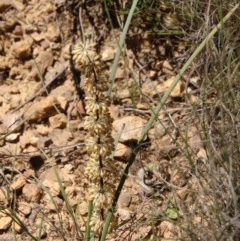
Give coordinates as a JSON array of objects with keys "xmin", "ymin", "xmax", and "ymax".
[{"xmin": 72, "ymin": 39, "xmax": 117, "ymax": 235}]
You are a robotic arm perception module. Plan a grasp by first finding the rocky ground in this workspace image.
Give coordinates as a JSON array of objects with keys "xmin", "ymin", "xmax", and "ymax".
[{"xmin": 0, "ymin": 0, "xmax": 226, "ymax": 240}]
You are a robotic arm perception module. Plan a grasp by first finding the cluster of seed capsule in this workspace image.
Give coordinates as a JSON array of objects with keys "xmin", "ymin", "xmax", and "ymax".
[{"xmin": 72, "ymin": 39, "xmax": 116, "ymax": 233}]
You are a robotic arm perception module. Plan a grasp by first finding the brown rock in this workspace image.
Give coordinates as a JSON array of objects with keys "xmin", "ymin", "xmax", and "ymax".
[
  {"xmin": 40, "ymin": 167, "xmax": 68, "ymax": 196},
  {"xmin": 101, "ymin": 41, "xmax": 115, "ymax": 61},
  {"xmin": 0, "ymin": 56, "xmax": 7, "ymax": 70},
  {"xmin": 114, "ymin": 143, "xmax": 132, "ymax": 160},
  {"xmin": 49, "ymin": 113, "xmax": 67, "ymax": 129},
  {"xmin": 19, "ymin": 130, "xmax": 38, "ymax": 149},
  {"xmin": 23, "ymin": 95, "xmax": 60, "ymax": 122},
  {"xmin": 35, "ymin": 124, "xmax": 51, "ymax": 136},
  {"xmin": 18, "ymin": 80, "xmax": 41, "ymax": 103},
  {"xmin": 109, "ymin": 105, "xmax": 120, "ymax": 120},
  {"xmin": 10, "ymin": 37, "xmax": 33, "ymax": 60},
  {"xmin": 149, "ymin": 70, "xmax": 158, "ymax": 79},
  {"xmin": 11, "ymin": 175, "xmax": 26, "ymax": 191},
  {"xmin": 115, "ymin": 67, "xmax": 124, "ymax": 79},
  {"xmin": 50, "ymin": 79, "xmax": 75, "ymax": 102},
  {"xmin": 117, "ymin": 207, "xmax": 132, "ymax": 221},
  {"xmin": 142, "ymin": 80, "xmax": 162, "ymax": 98},
  {"xmin": 23, "ymin": 169, "xmax": 35, "ymax": 179},
  {"xmin": 5, "ymin": 132, "xmax": 21, "ymax": 142},
  {"xmin": 112, "ymin": 116, "xmax": 147, "ymax": 142},
  {"xmin": 22, "ymin": 183, "xmax": 42, "ymax": 202},
  {"xmin": 0, "ymin": 188, "xmax": 8, "ymax": 206},
  {"xmin": 41, "ymin": 167, "xmax": 74, "ymax": 183},
  {"xmin": 57, "ymin": 96, "xmax": 68, "ymax": 111},
  {"xmin": 12, "ymin": 220, "xmax": 22, "ymax": 233},
  {"xmin": 162, "ymin": 60, "xmax": 174, "ymax": 75},
  {"xmin": 41, "ymin": 179, "xmax": 60, "ymax": 196},
  {"xmin": 118, "ymin": 193, "xmax": 132, "ymax": 208},
  {"xmin": 148, "ymin": 121, "xmax": 166, "ymax": 140},
  {"xmin": 159, "ymin": 221, "xmax": 177, "ymax": 238},
  {"xmin": 0, "ymin": 217, "xmax": 12, "ymax": 230},
  {"xmin": 163, "ymin": 76, "xmax": 184, "ymax": 98},
  {"xmin": 37, "ymin": 136, "xmax": 53, "ymax": 149},
  {"xmin": 31, "ymin": 32, "xmax": 46, "ymax": 42},
  {"xmin": 49, "ymin": 128, "xmax": 73, "ymax": 146},
  {"xmin": 1, "ymin": 113, "xmax": 22, "ymax": 133},
  {"xmin": 176, "ymin": 187, "xmax": 189, "ymax": 201},
  {"xmin": 18, "ymin": 202, "xmax": 32, "ymax": 216},
  {"xmin": 35, "ymin": 51, "xmax": 54, "ymax": 75},
  {"xmin": 46, "ymin": 25, "xmax": 60, "ymax": 42},
  {"xmin": 42, "ymin": 195, "xmax": 63, "ymax": 210}
]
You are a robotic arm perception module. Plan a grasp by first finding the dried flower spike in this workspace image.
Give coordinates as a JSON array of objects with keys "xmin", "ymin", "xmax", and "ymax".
[{"xmin": 72, "ymin": 39, "xmax": 117, "ymax": 234}]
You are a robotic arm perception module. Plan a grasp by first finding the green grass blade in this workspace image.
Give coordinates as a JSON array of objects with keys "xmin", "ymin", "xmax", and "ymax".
[{"xmin": 107, "ymin": 0, "xmax": 139, "ymax": 97}]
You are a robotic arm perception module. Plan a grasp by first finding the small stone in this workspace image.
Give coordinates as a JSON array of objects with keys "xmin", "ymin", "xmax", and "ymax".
[
  {"xmin": 23, "ymin": 169, "xmax": 35, "ymax": 179},
  {"xmin": 9, "ymin": 85, "xmax": 20, "ymax": 94},
  {"xmin": 153, "ymin": 122, "xmax": 166, "ymax": 138},
  {"xmin": 35, "ymin": 124, "xmax": 51, "ymax": 136},
  {"xmin": 57, "ymin": 96, "xmax": 68, "ymax": 111},
  {"xmin": 64, "ymin": 164, "xmax": 74, "ymax": 173},
  {"xmin": 162, "ymin": 60, "xmax": 174, "ymax": 75},
  {"xmin": 114, "ymin": 143, "xmax": 131, "ymax": 161},
  {"xmin": 101, "ymin": 41, "xmax": 115, "ymax": 61},
  {"xmin": 163, "ymin": 76, "xmax": 184, "ymax": 98},
  {"xmin": 13, "ymin": 25, "xmax": 23, "ymax": 36},
  {"xmin": 31, "ymin": 32, "xmax": 46, "ymax": 42},
  {"xmin": 149, "ymin": 70, "xmax": 157, "ymax": 79},
  {"xmin": 113, "ymin": 116, "xmax": 147, "ymax": 142},
  {"xmin": 5, "ymin": 132, "xmax": 21, "ymax": 142},
  {"xmin": 176, "ymin": 188, "xmax": 189, "ymax": 201},
  {"xmin": 1, "ymin": 113, "xmax": 22, "ymax": 133},
  {"xmin": 41, "ymin": 179, "xmax": 60, "ymax": 196},
  {"xmin": 0, "ymin": 216, "xmax": 12, "ymax": 230},
  {"xmin": 11, "ymin": 175, "xmax": 26, "ymax": 191},
  {"xmin": 18, "ymin": 202, "xmax": 32, "ymax": 216},
  {"xmin": 37, "ymin": 137, "xmax": 53, "ymax": 149},
  {"xmin": 46, "ymin": 25, "xmax": 60, "ymax": 42},
  {"xmin": 12, "ymin": 220, "xmax": 22, "ymax": 233},
  {"xmin": 76, "ymin": 100, "xmax": 86, "ymax": 115},
  {"xmin": 109, "ymin": 105, "xmax": 120, "ymax": 120},
  {"xmin": 49, "ymin": 128, "xmax": 72, "ymax": 146},
  {"xmin": 42, "ymin": 195, "xmax": 63, "ymax": 210},
  {"xmin": 142, "ymin": 80, "xmax": 162, "ymax": 98},
  {"xmin": 22, "ymin": 183, "xmax": 42, "ymax": 202},
  {"xmin": 10, "ymin": 37, "xmax": 33, "ymax": 60},
  {"xmin": 197, "ymin": 148, "xmax": 208, "ymax": 162},
  {"xmin": 23, "ymin": 95, "xmax": 60, "ymax": 122},
  {"xmin": 115, "ymin": 67, "xmax": 124, "ymax": 79},
  {"xmin": 117, "ymin": 208, "xmax": 132, "ymax": 221},
  {"xmin": 0, "ymin": 56, "xmax": 7, "ymax": 69},
  {"xmin": 9, "ymin": 94, "xmax": 21, "ymax": 109},
  {"xmin": 49, "ymin": 113, "xmax": 67, "ymax": 129},
  {"xmin": 0, "ymin": 188, "xmax": 8, "ymax": 206},
  {"xmin": 19, "ymin": 130, "xmax": 38, "ymax": 149},
  {"xmin": 119, "ymin": 193, "xmax": 132, "ymax": 208},
  {"xmin": 35, "ymin": 51, "xmax": 54, "ymax": 75},
  {"xmin": 159, "ymin": 221, "xmax": 176, "ymax": 238}
]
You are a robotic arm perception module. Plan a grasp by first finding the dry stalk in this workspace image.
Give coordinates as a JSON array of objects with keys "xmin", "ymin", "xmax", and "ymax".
[{"xmin": 72, "ymin": 39, "xmax": 117, "ymax": 234}]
